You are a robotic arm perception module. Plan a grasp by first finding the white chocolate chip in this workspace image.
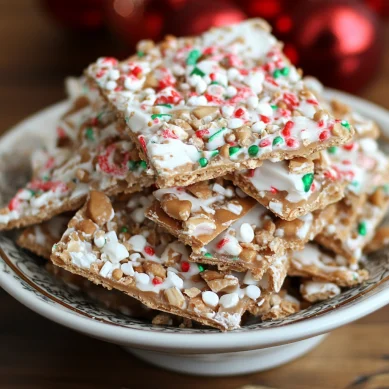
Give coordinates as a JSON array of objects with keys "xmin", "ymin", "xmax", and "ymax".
[
  {"xmin": 167, "ymin": 270, "xmax": 184, "ymax": 289},
  {"xmin": 239, "ymin": 223, "xmax": 254, "ymax": 243},
  {"xmin": 135, "ymin": 272, "xmax": 150, "ymax": 285},
  {"xmin": 219, "ymin": 293, "xmax": 239, "ymax": 308},
  {"xmin": 202, "ymin": 291, "xmax": 219, "ymax": 308},
  {"xmin": 245, "ymin": 285, "xmax": 261, "ymax": 300},
  {"xmin": 121, "ymin": 262, "xmax": 135, "ymax": 276},
  {"xmin": 99, "ymin": 261, "xmax": 113, "ymax": 278},
  {"xmin": 128, "ymin": 234, "xmax": 147, "ymax": 252}
]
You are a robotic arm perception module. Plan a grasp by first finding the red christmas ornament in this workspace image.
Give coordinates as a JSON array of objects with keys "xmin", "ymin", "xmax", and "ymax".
[
  {"xmin": 363, "ymin": 0, "xmax": 389, "ymax": 18},
  {"xmin": 287, "ymin": 0, "xmax": 384, "ymax": 93},
  {"xmin": 41, "ymin": 0, "xmax": 105, "ymax": 30},
  {"xmin": 105, "ymin": 0, "xmax": 171, "ymax": 48},
  {"xmin": 165, "ymin": 0, "xmax": 246, "ymax": 37}
]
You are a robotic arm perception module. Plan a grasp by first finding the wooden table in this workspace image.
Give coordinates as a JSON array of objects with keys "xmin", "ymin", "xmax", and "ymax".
[{"xmin": 1, "ymin": 2, "xmax": 389, "ymax": 388}]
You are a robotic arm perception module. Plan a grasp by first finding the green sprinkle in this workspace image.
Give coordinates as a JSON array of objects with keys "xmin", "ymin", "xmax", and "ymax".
[
  {"xmin": 139, "ymin": 160, "xmax": 147, "ymax": 169},
  {"xmin": 341, "ymin": 120, "xmax": 350, "ymax": 129},
  {"xmin": 204, "ymin": 253, "xmax": 212, "ymax": 258},
  {"xmin": 302, "ymin": 173, "xmax": 314, "ymax": 192},
  {"xmin": 156, "ymin": 103, "xmax": 172, "ymax": 109},
  {"xmin": 273, "ymin": 69, "xmax": 282, "ymax": 78},
  {"xmin": 210, "ymin": 150, "xmax": 219, "ymax": 158},
  {"xmin": 351, "ymin": 180, "xmax": 359, "ymax": 187},
  {"xmin": 151, "ymin": 113, "xmax": 172, "ymax": 120},
  {"xmin": 353, "ymin": 273, "xmax": 358, "ymax": 281},
  {"xmin": 210, "ymin": 81, "xmax": 221, "ymax": 85},
  {"xmin": 96, "ymin": 111, "xmax": 104, "ymax": 122},
  {"xmin": 52, "ymin": 244, "xmax": 58, "ymax": 251},
  {"xmin": 208, "ymin": 127, "xmax": 226, "ymax": 142},
  {"xmin": 28, "ymin": 189, "xmax": 37, "ymax": 197},
  {"xmin": 280, "ymin": 67, "xmax": 290, "ymax": 76},
  {"xmin": 358, "ymin": 221, "xmax": 367, "ymax": 236},
  {"xmin": 42, "ymin": 175, "xmax": 49, "ymax": 182},
  {"xmin": 328, "ymin": 146, "xmax": 337, "ymax": 154},
  {"xmin": 232, "ymin": 257, "xmax": 239, "ymax": 261},
  {"xmin": 199, "ymin": 157, "xmax": 208, "ymax": 167},
  {"xmin": 198, "ymin": 264, "xmax": 205, "ymax": 272},
  {"xmin": 186, "ymin": 49, "xmax": 201, "ymax": 65},
  {"xmin": 272, "ymin": 136, "xmax": 284, "ymax": 146},
  {"xmin": 229, "ymin": 146, "xmax": 241, "ymax": 156},
  {"xmin": 120, "ymin": 226, "xmax": 128, "ymax": 233},
  {"xmin": 85, "ymin": 127, "xmax": 94, "ymax": 141},
  {"xmin": 271, "ymin": 104, "xmax": 278, "ymax": 110},
  {"xmin": 137, "ymin": 51, "xmax": 145, "ymax": 57},
  {"xmin": 248, "ymin": 144, "xmax": 259, "ymax": 157},
  {"xmin": 191, "ymin": 67, "xmax": 205, "ymax": 77}
]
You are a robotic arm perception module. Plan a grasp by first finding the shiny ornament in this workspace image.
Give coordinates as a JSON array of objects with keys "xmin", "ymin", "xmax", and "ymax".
[
  {"xmin": 41, "ymin": 0, "xmax": 104, "ymax": 30},
  {"xmin": 105, "ymin": 0, "xmax": 170, "ymax": 48},
  {"xmin": 288, "ymin": 0, "xmax": 384, "ymax": 93},
  {"xmin": 363, "ymin": 0, "xmax": 389, "ymax": 18},
  {"xmin": 162, "ymin": 0, "xmax": 246, "ymax": 37}
]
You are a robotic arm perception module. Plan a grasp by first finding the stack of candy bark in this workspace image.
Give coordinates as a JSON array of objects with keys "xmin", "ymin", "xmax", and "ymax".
[{"xmin": 4, "ymin": 19, "xmax": 389, "ymax": 331}]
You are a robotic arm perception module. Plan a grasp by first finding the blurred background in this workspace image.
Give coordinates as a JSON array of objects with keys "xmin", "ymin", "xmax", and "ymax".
[{"xmin": 1, "ymin": 0, "xmax": 388, "ymax": 135}]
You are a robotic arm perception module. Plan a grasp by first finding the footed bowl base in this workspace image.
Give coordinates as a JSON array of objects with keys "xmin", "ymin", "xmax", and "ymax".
[{"xmin": 125, "ymin": 333, "xmax": 328, "ymax": 376}]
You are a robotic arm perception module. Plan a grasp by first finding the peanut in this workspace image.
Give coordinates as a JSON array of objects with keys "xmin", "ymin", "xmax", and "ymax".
[
  {"xmin": 219, "ymin": 144, "xmax": 230, "ymax": 159},
  {"xmin": 144, "ymin": 72, "xmax": 159, "ymax": 88},
  {"xmin": 192, "ymin": 106, "xmax": 219, "ymax": 120},
  {"xmin": 187, "ymin": 181, "xmax": 213, "ymax": 199},
  {"xmin": 160, "ymin": 194, "xmax": 192, "ymax": 221},
  {"xmin": 239, "ymin": 248, "xmax": 257, "ymax": 263},
  {"xmin": 370, "ymin": 187, "xmax": 386, "ymax": 207},
  {"xmin": 76, "ymin": 219, "xmax": 97, "ymax": 235},
  {"xmin": 235, "ymin": 126, "xmax": 252, "ymax": 146},
  {"xmin": 112, "ymin": 268, "xmax": 123, "ymax": 280},
  {"xmin": 164, "ymin": 287, "xmax": 186, "ymax": 308},
  {"xmin": 331, "ymin": 99, "xmax": 351, "ymax": 116},
  {"xmin": 86, "ymin": 191, "xmax": 113, "ymax": 226},
  {"xmin": 143, "ymin": 261, "xmax": 167, "ymax": 279}
]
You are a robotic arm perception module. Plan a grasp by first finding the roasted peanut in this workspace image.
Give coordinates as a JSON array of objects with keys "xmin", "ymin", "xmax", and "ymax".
[
  {"xmin": 192, "ymin": 106, "xmax": 219, "ymax": 120},
  {"xmin": 86, "ymin": 191, "xmax": 113, "ymax": 226},
  {"xmin": 143, "ymin": 261, "xmax": 167, "ymax": 279},
  {"xmin": 370, "ymin": 187, "xmax": 386, "ymax": 207},
  {"xmin": 112, "ymin": 268, "xmax": 123, "ymax": 280},
  {"xmin": 161, "ymin": 194, "xmax": 192, "ymax": 221},
  {"xmin": 164, "ymin": 287, "xmax": 186, "ymax": 308},
  {"xmin": 76, "ymin": 219, "xmax": 97, "ymax": 235}
]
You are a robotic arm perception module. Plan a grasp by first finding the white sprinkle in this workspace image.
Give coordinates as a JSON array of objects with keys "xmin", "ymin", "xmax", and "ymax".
[
  {"xmin": 105, "ymin": 80, "xmax": 117, "ymax": 90},
  {"xmin": 221, "ymin": 105, "xmax": 234, "ymax": 118},
  {"xmin": 109, "ymin": 69, "xmax": 120, "ymax": 80},
  {"xmin": 196, "ymin": 79, "xmax": 207, "ymax": 94},
  {"xmin": 245, "ymin": 285, "xmax": 261, "ymax": 300},
  {"xmin": 239, "ymin": 223, "xmax": 254, "ymax": 243},
  {"xmin": 219, "ymin": 293, "xmax": 239, "ymax": 308},
  {"xmin": 94, "ymin": 235, "xmax": 106, "ymax": 248},
  {"xmin": 129, "ymin": 253, "xmax": 142, "ymax": 262},
  {"xmin": 226, "ymin": 86, "xmax": 237, "ymax": 97},
  {"xmin": 102, "ymin": 241, "xmax": 129, "ymax": 264},
  {"xmin": 167, "ymin": 271, "xmax": 184, "ymax": 289},
  {"xmin": 99, "ymin": 261, "xmax": 113, "ymax": 278},
  {"xmin": 121, "ymin": 262, "xmax": 135, "ymax": 276},
  {"xmin": 247, "ymin": 95, "xmax": 259, "ymax": 109},
  {"xmin": 252, "ymin": 121, "xmax": 266, "ymax": 133},
  {"xmin": 135, "ymin": 272, "xmax": 150, "ymax": 285},
  {"xmin": 256, "ymin": 103, "xmax": 273, "ymax": 117},
  {"xmin": 131, "ymin": 208, "xmax": 146, "ymax": 224},
  {"xmin": 228, "ymin": 118, "xmax": 244, "ymax": 129},
  {"xmin": 128, "ymin": 234, "xmax": 147, "ymax": 252},
  {"xmin": 202, "ymin": 291, "xmax": 219, "ymax": 308}
]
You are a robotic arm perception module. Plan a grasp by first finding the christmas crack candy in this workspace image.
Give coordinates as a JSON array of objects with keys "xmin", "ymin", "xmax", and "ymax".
[
  {"xmin": 87, "ymin": 19, "xmax": 353, "ymax": 188},
  {"xmin": 146, "ymin": 179, "xmax": 336, "ymax": 276},
  {"xmin": 51, "ymin": 191, "xmax": 265, "ymax": 331},
  {"xmin": 233, "ymin": 153, "xmax": 348, "ymax": 221},
  {"xmin": 0, "ymin": 97, "xmax": 153, "ymax": 231}
]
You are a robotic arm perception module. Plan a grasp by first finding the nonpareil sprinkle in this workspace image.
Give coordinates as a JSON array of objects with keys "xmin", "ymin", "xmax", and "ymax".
[
  {"xmin": 199, "ymin": 157, "xmax": 208, "ymax": 167},
  {"xmin": 302, "ymin": 173, "xmax": 314, "ymax": 192},
  {"xmin": 248, "ymin": 144, "xmax": 259, "ymax": 156},
  {"xmin": 358, "ymin": 221, "xmax": 367, "ymax": 236},
  {"xmin": 120, "ymin": 226, "xmax": 128, "ymax": 233}
]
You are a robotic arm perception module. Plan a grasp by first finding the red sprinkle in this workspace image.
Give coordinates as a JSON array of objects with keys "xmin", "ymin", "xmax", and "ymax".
[
  {"xmin": 247, "ymin": 169, "xmax": 255, "ymax": 177},
  {"xmin": 144, "ymin": 246, "xmax": 155, "ymax": 256},
  {"xmin": 56, "ymin": 127, "xmax": 66, "ymax": 138},
  {"xmin": 216, "ymin": 238, "xmax": 229, "ymax": 250},
  {"xmin": 132, "ymin": 66, "xmax": 142, "ymax": 77},
  {"xmin": 138, "ymin": 136, "xmax": 147, "ymax": 154},
  {"xmin": 281, "ymin": 121, "xmax": 294, "ymax": 137},
  {"xmin": 8, "ymin": 196, "xmax": 20, "ymax": 211},
  {"xmin": 209, "ymin": 73, "xmax": 216, "ymax": 81},
  {"xmin": 306, "ymin": 98, "xmax": 318, "ymax": 105},
  {"xmin": 342, "ymin": 160, "xmax": 352, "ymax": 165},
  {"xmin": 235, "ymin": 108, "xmax": 245, "ymax": 118},
  {"xmin": 181, "ymin": 262, "xmax": 190, "ymax": 272},
  {"xmin": 343, "ymin": 143, "xmax": 355, "ymax": 151},
  {"xmin": 161, "ymin": 129, "xmax": 178, "ymax": 139},
  {"xmin": 319, "ymin": 130, "xmax": 330, "ymax": 141},
  {"xmin": 259, "ymin": 139, "xmax": 271, "ymax": 148},
  {"xmin": 318, "ymin": 119, "xmax": 324, "ymax": 127},
  {"xmin": 152, "ymin": 277, "xmax": 163, "ymax": 285},
  {"xmin": 260, "ymin": 115, "xmax": 271, "ymax": 124},
  {"xmin": 195, "ymin": 129, "xmax": 210, "ymax": 138},
  {"xmin": 286, "ymin": 138, "xmax": 298, "ymax": 148},
  {"xmin": 311, "ymin": 182, "xmax": 316, "ymax": 191},
  {"xmin": 270, "ymin": 186, "xmax": 278, "ymax": 194},
  {"xmin": 96, "ymin": 70, "xmax": 106, "ymax": 78},
  {"xmin": 102, "ymin": 57, "xmax": 118, "ymax": 65}
]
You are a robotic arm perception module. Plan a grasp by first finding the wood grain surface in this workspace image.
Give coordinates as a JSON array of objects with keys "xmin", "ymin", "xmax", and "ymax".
[{"xmin": 1, "ymin": 2, "xmax": 389, "ymax": 388}]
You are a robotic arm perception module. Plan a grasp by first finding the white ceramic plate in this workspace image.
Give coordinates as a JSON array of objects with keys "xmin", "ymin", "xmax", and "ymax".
[{"xmin": 1, "ymin": 90, "xmax": 389, "ymax": 376}]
